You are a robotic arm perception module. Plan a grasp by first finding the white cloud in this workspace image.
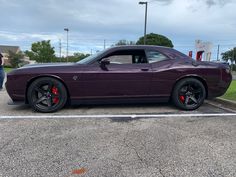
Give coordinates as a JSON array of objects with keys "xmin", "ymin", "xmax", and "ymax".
[{"xmin": 0, "ymin": 0, "xmax": 236, "ymax": 56}]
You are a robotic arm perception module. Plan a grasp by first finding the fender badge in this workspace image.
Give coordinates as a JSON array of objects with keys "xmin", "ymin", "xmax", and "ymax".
[{"xmin": 73, "ymin": 76, "xmax": 78, "ymax": 80}]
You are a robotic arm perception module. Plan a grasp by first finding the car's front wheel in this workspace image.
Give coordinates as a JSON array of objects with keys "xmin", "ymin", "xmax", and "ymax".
[
  {"xmin": 27, "ymin": 77, "xmax": 67, "ymax": 113},
  {"xmin": 172, "ymin": 78, "xmax": 206, "ymax": 110}
]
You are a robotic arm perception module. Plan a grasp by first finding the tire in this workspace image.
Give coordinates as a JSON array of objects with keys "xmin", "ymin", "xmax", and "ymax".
[
  {"xmin": 27, "ymin": 77, "xmax": 67, "ymax": 113},
  {"xmin": 172, "ymin": 78, "xmax": 206, "ymax": 110}
]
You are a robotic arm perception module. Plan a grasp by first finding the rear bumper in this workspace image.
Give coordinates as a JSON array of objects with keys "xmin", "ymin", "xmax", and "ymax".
[{"xmin": 208, "ymin": 72, "xmax": 232, "ymax": 98}]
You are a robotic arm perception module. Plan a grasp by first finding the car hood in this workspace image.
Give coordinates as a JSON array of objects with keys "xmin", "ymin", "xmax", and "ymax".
[
  {"xmin": 20, "ymin": 63, "xmax": 75, "ymax": 69},
  {"xmin": 8, "ymin": 62, "xmax": 81, "ymax": 75}
]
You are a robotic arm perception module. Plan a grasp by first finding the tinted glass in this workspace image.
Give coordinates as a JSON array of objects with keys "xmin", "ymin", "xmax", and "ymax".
[
  {"xmin": 107, "ymin": 55, "xmax": 132, "ymax": 64},
  {"xmin": 146, "ymin": 51, "xmax": 169, "ymax": 63},
  {"xmin": 103, "ymin": 49, "xmax": 147, "ymax": 64}
]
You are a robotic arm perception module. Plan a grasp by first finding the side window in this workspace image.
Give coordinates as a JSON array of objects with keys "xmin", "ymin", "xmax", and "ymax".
[
  {"xmin": 107, "ymin": 55, "xmax": 132, "ymax": 64},
  {"xmin": 103, "ymin": 50, "xmax": 147, "ymax": 64},
  {"xmin": 146, "ymin": 51, "xmax": 169, "ymax": 63}
]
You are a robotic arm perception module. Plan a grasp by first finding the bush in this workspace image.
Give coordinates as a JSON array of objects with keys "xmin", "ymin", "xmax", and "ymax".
[{"xmin": 231, "ymin": 64, "xmax": 236, "ymax": 71}]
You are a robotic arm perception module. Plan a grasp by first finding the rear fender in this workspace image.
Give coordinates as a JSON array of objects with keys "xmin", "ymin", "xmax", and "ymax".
[{"xmin": 172, "ymin": 75, "xmax": 208, "ymax": 99}]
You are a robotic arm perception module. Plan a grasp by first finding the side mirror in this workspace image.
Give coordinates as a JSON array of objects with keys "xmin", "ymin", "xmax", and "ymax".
[
  {"xmin": 100, "ymin": 58, "xmax": 110, "ymax": 65},
  {"xmin": 99, "ymin": 58, "xmax": 110, "ymax": 71}
]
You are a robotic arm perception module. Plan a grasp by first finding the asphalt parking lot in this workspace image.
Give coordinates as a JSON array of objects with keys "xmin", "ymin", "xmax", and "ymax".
[{"xmin": 0, "ymin": 90, "xmax": 236, "ymax": 177}]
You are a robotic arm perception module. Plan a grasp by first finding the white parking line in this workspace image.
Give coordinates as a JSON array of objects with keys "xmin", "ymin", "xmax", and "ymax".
[{"xmin": 0, "ymin": 113, "xmax": 236, "ymax": 119}]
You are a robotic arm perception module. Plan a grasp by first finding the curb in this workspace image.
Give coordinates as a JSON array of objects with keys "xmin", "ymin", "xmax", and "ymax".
[{"xmin": 207, "ymin": 98, "xmax": 236, "ymax": 112}]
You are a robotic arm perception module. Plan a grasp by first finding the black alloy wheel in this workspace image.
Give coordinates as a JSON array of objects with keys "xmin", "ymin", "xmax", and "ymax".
[
  {"xmin": 27, "ymin": 77, "xmax": 67, "ymax": 113},
  {"xmin": 172, "ymin": 78, "xmax": 206, "ymax": 110}
]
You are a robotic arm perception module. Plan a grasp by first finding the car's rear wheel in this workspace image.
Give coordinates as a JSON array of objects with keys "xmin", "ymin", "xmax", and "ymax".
[
  {"xmin": 172, "ymin": 78, "xmax": 206, "ymax": 110},
  {"xmin": 27, "ymin": 77, "xmax": 67, "ymax": 113}
]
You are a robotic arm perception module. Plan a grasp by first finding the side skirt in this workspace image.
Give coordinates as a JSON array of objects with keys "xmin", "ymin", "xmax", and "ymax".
[{"xmin": 70, "ymin": 96, "xmax": 170, "ymax": 105}]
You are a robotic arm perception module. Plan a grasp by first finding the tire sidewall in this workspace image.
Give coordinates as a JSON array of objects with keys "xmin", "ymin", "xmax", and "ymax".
[
  {"xmin": 27, "ymin": 77, "xmax": 67, "ymax": 113},
  {"xmin": 172, "ymin": 78, "xmax": 206, "ymax": 110}
]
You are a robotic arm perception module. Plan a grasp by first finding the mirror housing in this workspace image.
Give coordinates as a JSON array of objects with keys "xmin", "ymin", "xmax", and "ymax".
[
  {"xmin": 100, "ymin": 58, "xmax": 110, "ymax": 65},
  {"xmin": 99, "ymin": 58, "xmax": 110, "ymax": 71}
]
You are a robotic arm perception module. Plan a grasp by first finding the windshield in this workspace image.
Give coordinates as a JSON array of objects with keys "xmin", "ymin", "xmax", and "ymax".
[{"xmin": 77, "ymin": 49, "xmax": 109, "ymax": 64}]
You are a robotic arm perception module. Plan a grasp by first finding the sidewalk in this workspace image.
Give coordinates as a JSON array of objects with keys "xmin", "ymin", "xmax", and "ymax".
[{"xmin": 233, "ymin": 74, "xmax": 236, "ymax": 80}]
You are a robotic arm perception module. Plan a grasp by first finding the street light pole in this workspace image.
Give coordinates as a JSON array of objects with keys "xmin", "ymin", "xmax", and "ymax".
[
  {"xmin": 139, "ymin": 1, "xmax": 148, "ymax": 45},
  {"xmin": 64, "ymin": 28, "xmax": 69, "ymax": 62},
  {"xmin": 104, "ymin": 39, "xmax": 106, "ymax": 49}
]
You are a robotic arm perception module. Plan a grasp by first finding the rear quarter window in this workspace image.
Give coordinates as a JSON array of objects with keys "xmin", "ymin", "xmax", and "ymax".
[{"xmin": 146, "ymin": 50, "xmax": 170, "ymax": 63}]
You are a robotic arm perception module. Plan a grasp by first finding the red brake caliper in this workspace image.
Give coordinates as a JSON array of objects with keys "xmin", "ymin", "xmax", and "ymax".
[
  {"xmin": 179, "ymin": 96, "xmax": 185, "ymax": 103},
  {"xmin": 52, "ymin": 86, "xmax": 59, "ymax": 104}
]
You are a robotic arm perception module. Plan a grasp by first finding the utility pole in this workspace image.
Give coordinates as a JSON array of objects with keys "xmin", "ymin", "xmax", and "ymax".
[
  {"xmin": 64, "ymin": 28, "xmax": 69, "ymax": 62},
  {"xmin": 104, "ymin": 39, "xmax": 106, "ymax": 49},
  {"xmin": 59, "ymin": 39, "xmax": 62, "ymax": 59},
  {"xmin": 139, "ymin": 1, "xmax": 148, "ymax": 45},
  {"xmin": 217, "ymin": 44, "xmax": 220, "ymax": 61},
  {"xmin": 233, "ymin": 47, "xmax": 235, "ymax": 62}
]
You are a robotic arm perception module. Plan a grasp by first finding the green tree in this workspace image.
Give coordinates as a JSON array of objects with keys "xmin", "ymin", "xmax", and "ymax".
[
  {"xmin": 56, "ymin": 52, "xmax": 90, "ymax": 63},
  {"xmin": 8, "ymin": 50, "xmax": 24, "ymax": 68},
  {"xmin": 25, "ymin": 40, "xmax": 56, "ymax": 63},
  {"xmin": 221, "ymin": 47, "xmax": 236, "ymax": 63},
  {"xmin": 136, "ymin": 33, "xmax": 174, "ymax": 48},
  {"xmin": 73, "ymin": 52, "xmax": 90, "ymax": 61},
  {"xmin": 115, "ymin": 40, "xmax": 136, "ymax": 46}
]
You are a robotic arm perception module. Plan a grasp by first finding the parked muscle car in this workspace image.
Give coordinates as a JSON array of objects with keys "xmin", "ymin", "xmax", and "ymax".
[{"xmin": 6, "ymin": 45, "xmax": 232, "ymax": 113}]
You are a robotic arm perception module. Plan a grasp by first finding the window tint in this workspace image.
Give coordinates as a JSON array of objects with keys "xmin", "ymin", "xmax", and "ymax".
[{"xmin": 146, "ymin": 51, "xmax": 169, "ymax": 63}]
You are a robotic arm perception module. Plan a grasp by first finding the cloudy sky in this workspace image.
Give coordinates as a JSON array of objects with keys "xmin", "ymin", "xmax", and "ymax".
[{"xmin": 0, "ymin": 0, "xmax": 236, "ymax": 58}]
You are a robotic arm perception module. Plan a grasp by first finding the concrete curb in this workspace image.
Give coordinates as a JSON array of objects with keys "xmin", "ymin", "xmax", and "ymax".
[{"xmin": 207, "ymin": 98, "xmax": 236, "ymax": 112}]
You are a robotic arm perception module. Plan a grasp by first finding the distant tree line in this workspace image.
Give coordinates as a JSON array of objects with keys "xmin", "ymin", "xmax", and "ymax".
[
  {"xmin": 221, "ymin": 47, "xmax": 236, "ymax": 64},
  {"xmin": 9, "ymin": 32, "xmax": 235, "ymax": 71},
  {"xmin": 7, "ymin": 40, "xmax": 90, "ymax": 68},
  {"xmin": 115, "ymin": 33, "xmax": 174, "ymax": 48},
  {"xmin": 21, "ymin": 33, "xmax": 174, "ymax": 66},
  {"xmin": 7, "ymin": 50, "xmax": 24, "ymax": 68},
  {"xmin": 221, "ymin": 47, "xmax": 236, "ymax": 71},
  {"xmin": 25, "ymin": 40, "xmax": 89, "ymax": 63}
]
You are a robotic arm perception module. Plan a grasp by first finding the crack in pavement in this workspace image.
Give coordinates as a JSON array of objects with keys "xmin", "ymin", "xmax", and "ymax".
[{"xmin": 122, "ymin": 122, "xmax": 166, "ymax": 177}]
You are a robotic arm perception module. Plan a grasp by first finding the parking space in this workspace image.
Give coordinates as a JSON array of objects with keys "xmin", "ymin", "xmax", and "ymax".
[
  {"xmin": 0, "ymin": 90, "xmax": 236, "ymax": 177},
  {"xmin": 0, "ymin": 90, "xmax": 235, "ymax": 117}
]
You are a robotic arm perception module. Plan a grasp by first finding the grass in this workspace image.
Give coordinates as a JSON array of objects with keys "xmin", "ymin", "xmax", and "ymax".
[
  {"xmin": 4, "ymin": 67, "xmax": 13, "ymax": 73},
  {"xmin": 222, "ymin": 80, "xmax": 236, "ymax": 101}
]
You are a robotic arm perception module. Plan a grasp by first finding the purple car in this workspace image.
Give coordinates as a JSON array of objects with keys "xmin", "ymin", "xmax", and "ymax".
[{"xmin": 6, "ymin": 45, "xmax": 232, "ymax": 113}]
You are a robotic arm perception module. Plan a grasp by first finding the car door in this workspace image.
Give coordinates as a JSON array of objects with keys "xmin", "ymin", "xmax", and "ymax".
[
  {"xmin": 76, "ymin": 49, "xmax": 152, "ymax": 99},
  {"xmin": 146, "ymin": 49, "xmax": 175, "ymax": 97}
]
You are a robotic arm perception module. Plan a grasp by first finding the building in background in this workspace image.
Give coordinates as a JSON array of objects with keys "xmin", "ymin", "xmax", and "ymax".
[
  {"xmin": 0, "ymin": 45, "xmax": 35, "ymax": 66},
  {"xmin": 0, "ymin": 45, "xmax": 20, "ymax": 66},
  {"xmin": 195, "ymin": 40, "xmax": 213, "ymax": 61}
]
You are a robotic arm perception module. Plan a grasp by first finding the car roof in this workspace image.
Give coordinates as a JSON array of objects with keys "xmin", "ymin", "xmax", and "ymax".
[
  {"xmin": 103, "ymin": 45, "xmax": 190, "ymax": 60},
  {"xmin": 109, "ymin": 45, "xmax": 171, "ymax": 51}
]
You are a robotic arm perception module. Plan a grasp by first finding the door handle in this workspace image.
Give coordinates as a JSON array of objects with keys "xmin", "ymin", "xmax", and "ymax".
[{"xmin": 141, "ymin": 68, "xmax": 149, "ymax": 71}]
